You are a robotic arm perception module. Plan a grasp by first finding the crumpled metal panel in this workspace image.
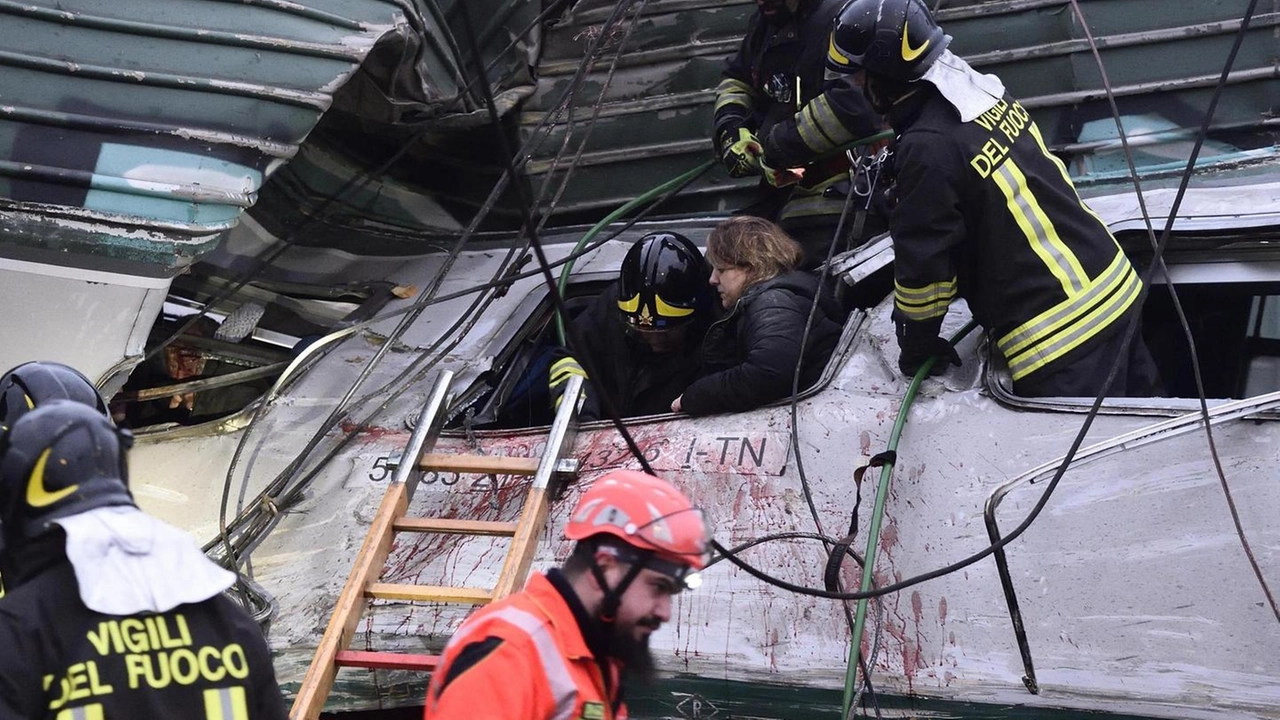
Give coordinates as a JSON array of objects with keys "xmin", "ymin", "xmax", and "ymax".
[
  {"xmin": 521, "ymin": 0, "xmax": 757, "ymax": 219},
  {"xmin": 514, "ymin": 0, "xmax": 1277, "ymax": 217},
  {"xmin": 0, "ymin": 0, "xmax": 405, "ymax": 274}
]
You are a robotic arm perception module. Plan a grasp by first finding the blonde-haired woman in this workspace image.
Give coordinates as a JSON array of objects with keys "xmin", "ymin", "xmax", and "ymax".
[{"xmin": 672, "ymin": 216, "xmax": 845, "ymax": 415}]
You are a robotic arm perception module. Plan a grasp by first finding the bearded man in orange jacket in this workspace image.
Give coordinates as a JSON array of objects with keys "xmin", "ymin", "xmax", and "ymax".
[{"xmin": 424, "ymin": 470, "xmax": 711, "ymax": 720}]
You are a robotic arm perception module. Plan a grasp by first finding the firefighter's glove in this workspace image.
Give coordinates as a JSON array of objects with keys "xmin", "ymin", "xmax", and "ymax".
[
  {"xmin": 549, "ymin": 356, "xmax": 588, "ymax": 411},
  {"xmin": 895, "ymin": 320, "xmax": 961, "ymax": 377},
  {"xmin": 760, "ymin": 156, "xmax": 804, "ymax": 188},
  {"xmin": 719, "ymin": 127, "xmax": 764, "ymax": 178}
]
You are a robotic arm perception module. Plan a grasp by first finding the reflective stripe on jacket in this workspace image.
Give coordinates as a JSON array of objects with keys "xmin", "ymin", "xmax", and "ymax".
[
  {"xmin": 424, "ymin": 573, "xmax": 625, "ymax": 720},
  {"xmin": 0, "ymin": 557, "xmax": 288, "ymax": 720},
  {"xmin": 714, "ymin": 0, "xmax": 879, "ymax": 172},
  {"xmin": 887, "ymin": 88, "xmax": 1142, "ymax": 381}
]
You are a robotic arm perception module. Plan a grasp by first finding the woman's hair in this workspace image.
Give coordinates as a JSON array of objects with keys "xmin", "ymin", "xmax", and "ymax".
[{"xmin": 705, "ymin": 216, "xmax": 803, "ymax": 286}]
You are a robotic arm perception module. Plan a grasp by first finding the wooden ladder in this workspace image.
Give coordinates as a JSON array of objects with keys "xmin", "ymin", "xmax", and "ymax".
[{"xmin": 290, "ymin": 370, "xmax": 583, "ymax": 719}]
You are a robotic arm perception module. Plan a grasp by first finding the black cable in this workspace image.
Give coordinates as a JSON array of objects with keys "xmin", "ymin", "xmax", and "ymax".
[
  {"xmin": 206, "ymin": 152, "xmax": 713, "ymax": 562},
  {"xmin": 209, "ymin": 274, "xmax": 510, "ymax": 558},
  {"xmin": 702, "ymin": 0, "xmax": 1269, "ymax": 602},
  {"xmin": 210, "ymin": 1, "xmax": 654, "ymax": 564},
  {"xmin": 150, "ymin": 0, "xmax": 579, "ymax": 363},
  {"xmin": 705, "ymin": 531, "xmax": 865, "ymax": 570},
  {"xmin": 458, "ymin": 0, "xmax": 656, "ymax": 475},
  {"xmin": 1065, "ymin": 0, "xmax": 1278, "ymax": 624},
  {"xmin": 788, "ymin": 157, "xmax": 877, "ymax": 713},
  {"xmin": 789, "ymin": 149, "xmax": 879, "ymax": 546},
  {"xmin": 292, "ymin": 169, "xmax": 713, "ymax": 335}
]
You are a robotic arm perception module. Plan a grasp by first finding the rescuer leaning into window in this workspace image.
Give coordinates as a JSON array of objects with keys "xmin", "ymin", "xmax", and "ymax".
[
  {"xmin": 826, "ymin": 0, "xmax": 1162, "ymax": 397},
  {"xmin": 549, "ymin": 232, "xmax": 718, "ymax": 421},
  {"xmin": 424, "ymin": 469, "xmax": 711, "ymax": 720}
]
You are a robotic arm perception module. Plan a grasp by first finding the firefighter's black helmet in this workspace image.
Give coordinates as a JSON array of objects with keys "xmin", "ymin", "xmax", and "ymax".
[
  {"xmin": 617, "ymin": 232, "xmax": 708, "ymax": 332},
  {"xmin": 0, "ymin": 400, "xmax": 135, "ymax": 544},
  {"xmin": 827, "ymin": 0, "xmax": 950, "ymax": 82},
  {"xmin": 0, "ymin": 361, "xmax": 108, "ymax": 441}
]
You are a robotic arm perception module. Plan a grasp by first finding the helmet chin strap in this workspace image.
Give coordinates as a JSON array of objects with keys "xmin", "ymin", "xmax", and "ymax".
[
  {"xmin": 863, "ymin": 74, "xmax": 920, "ymax": 115},
  {"xmin": 590, "ymin": 546, "xmax": 652, "ymax": 622}
]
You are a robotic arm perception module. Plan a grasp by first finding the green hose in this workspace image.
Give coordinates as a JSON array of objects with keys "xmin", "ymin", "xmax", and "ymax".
[
  {"xmin": 840, "ymin": 320, "xmax": 979, "ymax": 718},
  {"xmin": 553, "ymin": 129, "xmax": 896, "ymax": 345}
]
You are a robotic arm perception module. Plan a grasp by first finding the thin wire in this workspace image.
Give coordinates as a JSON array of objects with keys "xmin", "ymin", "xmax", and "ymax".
[
  {"xmin": 537, "ymin": 0, "xmax": 650, "ymax": 227},
  {"xmin": 205, "ymin": 158, "xmax": 712, "ymax": 562},
  {"xmin": 210, "ymin": 1, "xmax": 650, "ymax": 565},
  {"xmin": 1066, "ymin": 0, "xmax": 1278, "ymax": 623},
  {"xmin": 459, "ymin": 0, "xmax": 656, "ymax": 475},
  {"xmin": 707, "ymin": 0, "xmax": 1270, "ymax": 604},
  {"xmin": 149, "ymin": 0, "xmax": 577, "ymax": 362}
]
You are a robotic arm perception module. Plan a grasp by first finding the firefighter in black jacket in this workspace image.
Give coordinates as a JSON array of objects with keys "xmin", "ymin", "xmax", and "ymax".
[
  {"xmin": 0, "ymin": 400, "xmax": 288, "ymax": 720},
  {"xmin": 714, "ymin": 0, "xmax": 884, "ymax": 267},
  {"xmin": 826, "ymin": 0, "xmax": 1161, "ymax": 397},
  {"xmin": 549, "ymin": 232, "xmax": 716, "ymax": 421},
  {"xmin": 0, "ymin": 360, "xmax": 110, "ymax": 597}
]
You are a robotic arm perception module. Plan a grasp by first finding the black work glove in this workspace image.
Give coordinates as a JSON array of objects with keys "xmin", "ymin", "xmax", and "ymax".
[{"xmin": 896, "ymin": 319, "xmax": 962, "ymax": 377}]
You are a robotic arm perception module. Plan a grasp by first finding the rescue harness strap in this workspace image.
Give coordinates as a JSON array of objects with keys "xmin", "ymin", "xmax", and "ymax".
[{"xmin": 821, "ymin": 451, "xmax": 894, "ymax": 593}]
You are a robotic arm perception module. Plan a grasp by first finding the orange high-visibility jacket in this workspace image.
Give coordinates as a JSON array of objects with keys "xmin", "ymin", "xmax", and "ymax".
[{"xmin": 424, "ymin": 572, "xmax": 626, "ymax": 720}]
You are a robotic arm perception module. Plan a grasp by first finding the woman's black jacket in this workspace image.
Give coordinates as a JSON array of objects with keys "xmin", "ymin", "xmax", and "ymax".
[{"xmin": 681, "ymin": 271, "xmax": 844, "ymax": 416}]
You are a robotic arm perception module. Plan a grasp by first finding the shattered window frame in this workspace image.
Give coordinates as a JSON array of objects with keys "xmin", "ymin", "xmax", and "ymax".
[
  {"xmin": 450, "ymin": 271, "xmax": 868, "ymax": 433},
  {"xmin": 985, "ymin": 234, "xmax": 1280, "ymax": 420}
]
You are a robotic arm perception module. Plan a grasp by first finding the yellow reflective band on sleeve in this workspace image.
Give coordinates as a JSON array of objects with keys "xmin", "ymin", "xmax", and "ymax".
[
  {"xmin": 549, "ymin": 358, "xmax": 587, "ymax": 387},
  {"xmin": 894, "ymin": 278, "xmax": 958, "ymax": 321},
  {"xmin": 998, "ymin": 252, "xmax": 1142, "ymax": 380},
  {"xmin": 778, "ymin": 178, "xmax": 848, "ymax": 221},
  {"xmin": 654, "ymin": 295, "xmax": 694, "ymax": 318},
  {"xmin": 827, "ymin": 36, "xmax": 851, "ymax": 67},
  {"xmin": 714, "ymin": 78, "xmax": 754, "ymax": 113},
  {"xmin": 992, "ymin": 159, "xmax": 1088, "ymax": 296},
  {"xmin": 1027, "ymin": 121, "xmax": 1120, "ymax": 243},
  {"xmin": 617, "ymin": 294, "xmax": 640, "ymax": 313},
  {"xmin": 204, "ymin": 686, "xmax": 249, "ymax": 720},
  {"xmin": 550, "ymin": 357, "xmax": 584, "ymax": 376},
  {"xmin": 797, "ymin": 95, "xmax": 855, "ymax": 154},
  {"xmin": 56, "ymin": 705, "xmax": 104, "ymax": 720}
]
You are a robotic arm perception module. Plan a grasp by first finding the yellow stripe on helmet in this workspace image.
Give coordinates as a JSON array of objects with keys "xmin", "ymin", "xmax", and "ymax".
[
  {"xmin": 827, "ymin": 36, "xmax": 851, "ymax": 67},
  {"xmin": 617, "ymin": 294, "xmax": 641, "ymax": 313},
  {"xmin": 655, "ymin": 295, "xmax": 694, "ymax": 318}
]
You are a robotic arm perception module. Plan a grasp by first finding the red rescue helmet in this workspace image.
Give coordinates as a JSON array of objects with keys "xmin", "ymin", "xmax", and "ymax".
[{"xmin": 565, "ymin": 469, "xmax": 710, "ymax": 578}]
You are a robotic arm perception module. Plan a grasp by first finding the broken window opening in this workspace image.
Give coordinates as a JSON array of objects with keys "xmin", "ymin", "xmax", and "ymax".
[
  {"xmin": 448, "ymin": 278, "xmax": 611, "ymax": 432},
  {"xmin": 990, "ymin": 226, "xmax": 1280, "ymax": 411},
  {"xmin": 448, "ymin": 273, "xmax": 862, "ymax": 432},
  {"xmin": 111, "ymin": 269, "xmax": 402, "ymax": 429}
]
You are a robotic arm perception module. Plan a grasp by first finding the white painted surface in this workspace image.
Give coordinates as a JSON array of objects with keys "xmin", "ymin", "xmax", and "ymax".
[
  {"xmin": 116, "ymin": 193, "xmax": 1280, "ymax": 716},
  {"xmin": 0, "ymin": 258, "xmax": 169, "ymax": 385}
]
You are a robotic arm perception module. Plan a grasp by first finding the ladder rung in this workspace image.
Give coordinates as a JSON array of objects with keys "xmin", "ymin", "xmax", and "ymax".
[
  {"xmin": 394, "ymin": 517, "xmax": 518, "ymax": 536},
  {"xmin": 367, "ymin": 583, "xmax": 493, "ymax": 604},
  {"xmin": 335, "ymin": 650, "xmax": 439, "ymax": 671},
  {"xmin": 418, "ymin": 453, "xmax": 540, "ymax": 475}
]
